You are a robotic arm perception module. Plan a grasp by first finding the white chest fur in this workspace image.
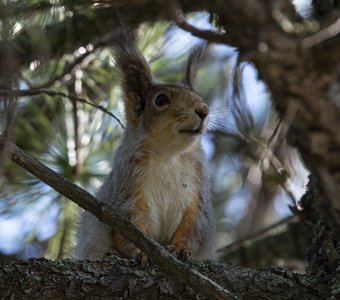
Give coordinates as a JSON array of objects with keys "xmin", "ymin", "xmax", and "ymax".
[{"xmin": 143, "ymin": 155, "xmax": 198, "ymax": 244}]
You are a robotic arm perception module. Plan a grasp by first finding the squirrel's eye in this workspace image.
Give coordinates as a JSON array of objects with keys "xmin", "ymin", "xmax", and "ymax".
[{"xmin": 155, "ymin": 94, "xmax": 170, "ymax": 106}]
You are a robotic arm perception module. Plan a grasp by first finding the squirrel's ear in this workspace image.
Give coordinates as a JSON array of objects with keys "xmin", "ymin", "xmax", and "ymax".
[
  {"xmin": 183, "ymin": 42, "xmax": 208, "ymax": 89},
  {"xmin": 114, "ymin": 30, "xmax": 153, "ymax": 127}
]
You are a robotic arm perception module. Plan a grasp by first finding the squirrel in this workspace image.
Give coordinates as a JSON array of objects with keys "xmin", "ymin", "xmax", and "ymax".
[{"xmin": 75, "ymin": 31, "xmax": 216, "ymax": 261}]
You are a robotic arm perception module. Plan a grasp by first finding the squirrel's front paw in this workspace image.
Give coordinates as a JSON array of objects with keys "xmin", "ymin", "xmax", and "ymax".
[
  {"xmin": 166, "ymin": 244, "xmax": 192, "ymax": 261},
  {"xmin": 136, "ymin": 252, "xmax": 151, "ymax": 267}
]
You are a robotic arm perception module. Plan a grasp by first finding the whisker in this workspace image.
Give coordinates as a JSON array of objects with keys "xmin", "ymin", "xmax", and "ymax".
[
  {"xmin": 208, "ymin": 117, "xmax": 232, "ymax": 125},
  {"xmin": 208, "ymin": 119, "xmax": 235, "ymax": 130},
  {"xmin": 207, "ymin": 127, "xmax": 240, "ymax": 139},
  {"xmin": 206, "ymin": 131, "xmax": 242, "ymax": 173},
  {"xmin": 226, "ymin": 151, "xmax": 238, "ymax": 173},
  {"xmin": 209, "ymin": 106, "xmax": 230, "ymax": 113}
]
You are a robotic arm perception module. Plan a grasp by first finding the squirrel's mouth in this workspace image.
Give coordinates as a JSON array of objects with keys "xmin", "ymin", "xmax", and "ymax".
[{"xmin": 179, "ymin": 122, "xmax": 205, "ymax": 135}]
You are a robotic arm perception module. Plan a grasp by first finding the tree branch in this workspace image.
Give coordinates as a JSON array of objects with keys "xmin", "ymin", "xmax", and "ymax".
[
  {"xmin": 302, "ymin": 18, "xmax": 340, "ymax": 49},
  {"xmin": 0, "ymin": 136, "xmax": 235, "ymax": 300},
  {"xmin": 0, "ymin": 255, "xmax": 319, "ymax": 299},
  {"xmin": 219, "ymin": 216, "xmax": 306, "ymax": 268},
  {"xmin": 29, "ymin": 29, "xmax": 120, "ymax": 89},
  {"xmin": 0, "ymin": 1, "xmax": 202, "ymax": 72},
  {"xmin": 28, "ymin": 47, "xmax": 93, "ymax": 90},
  {"xmin": 169, "ymin": 0, "xmax": 228, "ymax": 44}
]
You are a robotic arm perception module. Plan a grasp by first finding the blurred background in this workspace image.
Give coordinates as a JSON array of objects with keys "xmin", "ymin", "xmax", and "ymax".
[{"xmin": 0, "ymin": 0, "xmax": 311, "ymax": 266}]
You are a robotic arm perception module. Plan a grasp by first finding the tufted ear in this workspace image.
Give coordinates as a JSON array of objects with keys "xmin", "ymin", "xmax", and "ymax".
[
  {"xmin": 183, "ymin": 42, "xmax": 208, "ymax": 89},
  {"xmin": 113, "ymin": 30, "xmax": 153, "ymax": 128}
]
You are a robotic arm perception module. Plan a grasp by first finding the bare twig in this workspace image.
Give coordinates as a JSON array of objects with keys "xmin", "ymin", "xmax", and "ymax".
[
  {"xmin": 218, "ymin": 215, "xmax": 298, "ymax": 255},
  {"xmin": 0, "ymin": 136, "xmax": 238, "ymax": 300},
  {"xmin": 254, "ymin": 101, "xmax": 301, "ymax": 207},
  {"xmin": 169, "ymin": 0, "xmax": 228, "ymax": 44},
  {"xmin": 302, "ymin": 18, "xmax": 340, "ymax": 49},
  {"xmin": 0, "ymin": 89, "xmax": 124, "ymax": 129}
]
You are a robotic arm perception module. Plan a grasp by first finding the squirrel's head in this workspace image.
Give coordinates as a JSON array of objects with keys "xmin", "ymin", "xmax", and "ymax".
[{"xmin": 114, "ymin": 32, "xmax": 209, "ymax": 153}]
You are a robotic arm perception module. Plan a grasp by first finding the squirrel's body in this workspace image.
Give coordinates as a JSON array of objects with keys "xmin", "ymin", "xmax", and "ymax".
[{"xmin": 75, "ymin": 34, "xmax": 215, "ymax": 260}]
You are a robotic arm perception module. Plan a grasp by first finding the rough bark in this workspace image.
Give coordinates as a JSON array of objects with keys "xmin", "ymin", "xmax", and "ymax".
[
  {"xmin": 0, "ymin": 257, "xmax": 320, "ymax": 300},
  {"xmin": 300, "ymin": 178, "xmax": 340, "ymax": 299}
]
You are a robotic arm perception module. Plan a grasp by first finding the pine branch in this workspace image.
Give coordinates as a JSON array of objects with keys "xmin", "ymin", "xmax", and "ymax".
[
  {"xmin": 29, "ymin": 30, "xmax": 119, "ymax": 89},
  {"xmin": 0, "ymin": 89, "xmax": 124, "ymax": 129}
]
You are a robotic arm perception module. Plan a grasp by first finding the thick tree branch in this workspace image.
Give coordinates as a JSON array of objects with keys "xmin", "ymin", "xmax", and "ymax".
[
  {"xmin": 0, "ymin": 136, "xmax": 235, "ymax": 300},
  {"xmin": 0, "ymin": 256, "xmax": 319, "ymax": 299}
]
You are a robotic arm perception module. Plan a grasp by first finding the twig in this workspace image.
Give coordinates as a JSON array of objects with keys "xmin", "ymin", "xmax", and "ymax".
[
  {"xmin": 218, "ymin": 215, "xmax": 297, "ymax": 255},
  {"xmin": 31, "ymin": 49, "xmax": 94, "ymax": 90},
  {"xmin": 0, "ymin": 136, "xmax": 238, "ymax": 300},
  {"xmin": 30, "ymin": 30, "xmax": 118, "ymax": 89},
  {"xmin": 253, "ymin": 101, "xmax": 300, "ymax": 208},
  {"xmin": 0, "ymin": 89, "xmax": 124, "ymax": 129},
  {"xmin": 302, "ymin": 18, "xmax": 340, "ymax": 49},
  {"xmin": 0, "ymin": 96, "xmax": 17, "ymax": 183},
  {"xmin": 169, "ymin": 0, "xmax": 228, "ymax": 44}
]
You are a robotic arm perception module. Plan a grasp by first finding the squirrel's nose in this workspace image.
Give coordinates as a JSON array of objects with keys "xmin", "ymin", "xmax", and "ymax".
[{"xmin": 195, "ymin": 104, "xmax": 209, "ymax": 119}]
